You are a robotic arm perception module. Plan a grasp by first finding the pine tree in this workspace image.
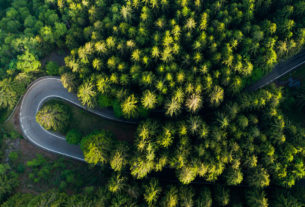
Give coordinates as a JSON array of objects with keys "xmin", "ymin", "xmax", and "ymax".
[
  {"xmin": 209, "ymin": 85, "xmax": 224, "ymax": 107},
  {"xmin": 185, "ymin": 94, "xmax": 202, "ymax": 113},
  {"xmin": 77, "ymin": 81, "xmax": 96, "ymax": 108},
  {"xmin": 110, "ymin": 143, "xmax": 128, "ymax": 172},
  {"xmin": 245, "ymin": 189, "xmax": 268, "ymax": 207},
  {"xmin": 121, "ymin": 94, "xmax": 138, "ymax": 119},
  {"xmin": 108, "ymin": 174, "xmax": 126, "ymax": 193},
  {"xmin": 179, "ymin": 186, "xmax": 194, "ymax": 207},
  {"xmin": 61, "ymin": 73, "xmax": 77, "ymax": 93},
  {"xmin": 36, "ymin": 103, "xmax": 70, "ymax": 131},
  {"xmin": 196, "ymin": 187, "xmax": 212, "ymax": 207},
  {"xmin": 165, "ymin": 98, "xmax": 181, "ymax": 117},
  {"xmin": 162, "ymin": 186, "xmax": 179, "ymax": 207},
  {"xmin": 141, "ymin": 90, "xmax": 157, "ymax": 109},
  {"xmin": 144, "ymin": 178, "xmax": 162, "ymax": 206},
  {"xmin": 214, "ymin": 185, "xmax": 230, "ymax": 206},
  {"xmin": 0, "ymin": 79, "xmax": 17, "ymax": 109}
]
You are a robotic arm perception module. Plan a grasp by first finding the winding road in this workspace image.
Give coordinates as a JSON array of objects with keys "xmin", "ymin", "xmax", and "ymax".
[
  {"xmin": 19, "ymin": 49, "xmax": 305, "ymax": 162},
  {"xmin": 19, "ymin": 77, "xmax": 136, "ymax": 161}
]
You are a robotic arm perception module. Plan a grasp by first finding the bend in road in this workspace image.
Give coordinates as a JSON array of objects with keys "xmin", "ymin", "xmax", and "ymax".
[{"xmin": 19, "ymin": 77, "xmax": 136, "ymax": 161}]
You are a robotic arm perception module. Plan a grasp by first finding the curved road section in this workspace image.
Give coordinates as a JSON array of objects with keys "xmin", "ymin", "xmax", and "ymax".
[
  {"xmin": 247, "ymin": 49, "xmax": 305, "ymax": 91},
  {"xmin": 19, "ymin": 77, "xmax": 136, "ymax": 161}
]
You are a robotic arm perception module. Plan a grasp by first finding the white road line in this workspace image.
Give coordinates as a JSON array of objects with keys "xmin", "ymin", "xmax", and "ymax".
[
  {"xmin": 37, "ymin": 124, "xmax": 66, "ymax": 140},
  {"xmin": 26, "ymin": 136, "xmax": 85, "ymax": 161}
]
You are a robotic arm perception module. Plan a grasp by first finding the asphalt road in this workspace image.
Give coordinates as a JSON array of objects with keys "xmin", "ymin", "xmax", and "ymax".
[
  {"xmin": 19, "ymin": 77, "xmax": 136, "ymax": 161},
  {"xmin": 247, "ymin": 49, "xmax": 305, "ymax": 91}
]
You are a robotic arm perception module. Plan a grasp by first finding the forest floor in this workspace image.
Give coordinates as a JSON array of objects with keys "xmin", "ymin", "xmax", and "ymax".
[{"xmin": 41, "ymin": 50, "xmax": 68, "ymax": 67}]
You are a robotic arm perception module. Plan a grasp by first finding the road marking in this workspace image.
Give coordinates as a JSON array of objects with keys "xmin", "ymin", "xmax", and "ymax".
[
  {"xmin": 37, "ymin": 124, "xmax": 66, "ymax": 140},
  {"xmin": 23, "ymin": 133, "xmax": 85, "ymax": 161}
]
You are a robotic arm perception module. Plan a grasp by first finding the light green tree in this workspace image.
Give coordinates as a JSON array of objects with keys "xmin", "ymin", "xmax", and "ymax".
[
  {"xmin": 110, "ymin": 143, "xmax": 128, "ymax": 172},
  {"xmin": 108, "ymin": 174, "xmax": 126, "ymax": 193},
  {"xmin": 162, "ymin": 186, "xmax": 178, "ymax": 207},
  {"xmin": 141, "ymin": 90, "xmax": 157, "ymax": 109},
  {"xmin": 209, "ymin": 85, "xmax": 224, "ymax": 107},
  {"xmin": 0, "ymin": 79, "xmax": 17, "ymax": 109},
  {"xmin": 61, "ymin": 73, "xmax": 77, "ymax": 93},
  {"xmin": 16, "ymin": 50, "xmax": 41, "ymax": 73},
  {"xmin": 165, "ymin": 98, "xmax": 181, "ymax": 117},
  {"xmin": 36, "ymin": 103, "xmax": 70, "ymax": 131},
  {"xmin": 77, "ymin": 81, "xmax": 96, "ymax": 108},
  {"xmin": 185, "ymin": 93, "xmax": 202, "ymax": 113},
  {"xmin": 144, "ymin": 178, "xmax": 161, "ymax": 206},
  {"xmin": 80, "ymin": 130, "xmax": 113, "ymax": 165},
  {"xmin": 121, "ymin": 94, "xmax": 138, "ymax": 119}
]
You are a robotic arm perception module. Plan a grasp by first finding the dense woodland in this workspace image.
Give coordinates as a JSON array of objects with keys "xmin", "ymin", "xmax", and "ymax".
[{"xmin": 1, "ymin": 0, "xmax": 305, "ymax": 206}]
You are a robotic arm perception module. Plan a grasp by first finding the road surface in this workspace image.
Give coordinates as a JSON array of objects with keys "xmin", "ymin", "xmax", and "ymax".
[
  {"xmin": 19, "ymin": 77, "xmax": 136, "ymax": 161},
  {"xmin": 247, "ymin": 49, "xmax": 305, "ymax": 91}
]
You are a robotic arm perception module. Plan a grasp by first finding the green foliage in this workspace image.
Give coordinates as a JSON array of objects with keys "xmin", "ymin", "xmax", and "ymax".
[
  {"xmin": 80, "ymin": 130, "xmax": 114, "ymax": 165},
  {"xmin": 0, "ymin": 79, "xmax": 17, "ymax": 110},
  {"xmin": 66, "ymin": 129, "xmax": 82, "ymax": 145},
  {"xmin": 247, "ymin": 167, "xmax": 270, "ymax": 188},
  {"xmin": 98, "ymin": 94, "xmax": 114, "ymax": 108},
  {"xmin": 1, "ymin": 193, "xmax": 33, "ymax": 207},
  {"xmin": 36, "ymin": 103, "xmax": 70, "ymax": 132},
  {"xmin": 77, "ymin": 81, "xmax": 97, "ymax": 108},
  {"xmin": 245, "ymin": 189, "xmax": 268, "ymax": 207},
  {"xmin": 45, "ymin": 61, "xmax": 59, "ymax": 75},
  {"xmin": 110, "ymin": 143, "xmax": 128, "ymax": 172},
  {"xmin": 16, "ymin": 50, "xmax": 41, "ymax": 73},
  {"xmin": 0, "ymin": 164, "xmax": 18, "ymax": 203},
  {"xmin": 61, "ymin": 73, "xmax": 77, "ymax": 93},
  {"xmin": 1, "ymin": 0, "xmax": 305, "ymax": 205},
  {"xmin": 272, "ymin": 190, "xmax": 303, "ymax": 207},
  {"xmin": 107, "ymin": 173, "xmax": 126, "ymax": 193},
  {"xmin": 112, "ymin": 100, "xmax": 123, "ymax": 118},
  {"xmin": 214, "ymin": 185, "xmax": 230, "ymax": 206},
  {"xmin": 26, "ymin": 154, "xmax": 50, "ymax": 183},
  {"xmin": 196, "ymin": 187, "xmax": 212, "ymax": 207},
  {"xmin": 224, "ymin": 167, "xmax": 243, "ymax": 186},
  {"xmin": 8, "ymin": 151, "xmax": 19, "ymax": 163},
  {"xmin": 162, "ymin": 186, "xmax": 178, "ymax": 207},
  {"xmin": 25, "ymin": 154, "xmax": 100, "ymax": 192},
  {"xmin": 63, "ymin": 0, "xmax": 305, "ymax": 121},
  {"xmin": 144, "ymin": 178, "xmax": 161, "ymax": 206},
  {"xmin": 179, "ymin": 186, "xmax": 194, "ymax": 207},
  {"xmin": 121, "ymin": 94, "xmax": 138, "ymax": 119}
]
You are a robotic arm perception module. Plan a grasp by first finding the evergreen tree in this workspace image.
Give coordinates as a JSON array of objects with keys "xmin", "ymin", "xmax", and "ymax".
[{"xmin": 36, "ymin": 103, "xmax": 70, "ymax": 131}]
